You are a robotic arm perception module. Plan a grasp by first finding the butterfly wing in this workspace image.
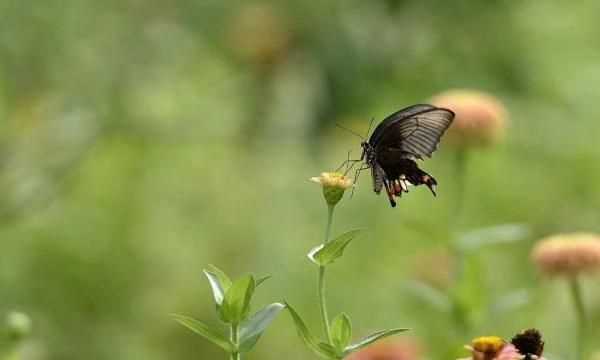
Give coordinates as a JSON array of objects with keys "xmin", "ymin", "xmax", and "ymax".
[{"xmin": 370, "ymin": 105, "xmax": 454, "ymax": 160}]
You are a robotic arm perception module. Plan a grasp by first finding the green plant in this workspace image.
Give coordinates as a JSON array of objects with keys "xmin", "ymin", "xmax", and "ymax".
[
  {"xmin": 285, "ymin": 172, "xmax": 408, "ymax": 359},
  {"xmin": 173, "ymin": 265, "xmax": 284, "ymax": 360}
]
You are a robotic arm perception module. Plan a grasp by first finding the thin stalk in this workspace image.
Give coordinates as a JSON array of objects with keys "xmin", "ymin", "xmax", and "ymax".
[
  {"xmin": 569, "ymin": 277, "xmax": 586, "ymax": 360},
  {"xmin": 448, "ymin": 149, "xmax": 470, "ymax": 337},
  {"xmin": 453, "ymin": 149, "xmax": 468, "ymax": 222},
  {"xmin": 318, "ymin": 204, "xmax": 335, "ymax": 344},
  {"xmin": 230, "ymin": 323, "xmax": 241, "ymax": 360}
]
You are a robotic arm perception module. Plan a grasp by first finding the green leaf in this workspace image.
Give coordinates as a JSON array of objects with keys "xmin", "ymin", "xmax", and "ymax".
[
  {"xmin": 204, "ymin": 270, "xmax": 226, "ymax": 305},
  {"xmin": 172, "ymin": 314, "xmax": 233, "ymax": 352},
  {"xmin": 330, "ymin": 313, "xmax": 352, "ymax": 352},
  {"xmin": 308, "ymin": 229, "xmax": 363, "ymax": 266},
  {"xmin": 318, "ymin": 342, "xmax": 341, "ymax": 358},
  {"xmin": 206, "ymin": 264, "xmax": 233, "ymax": 292},
  {"xmin": 285, "ymin": 302, "xmax": 338, "ymax": 359},
  {"xmin": 456, "ymin": 224, "xmax": 530, "ymax": 252},
  {"xmin": 220, "ymin": 275, "xmax": 256, "ymax": 324},
  {"xmin": 255, "ymin": 275, "xmax": 271, "ymax": 288},
  {"xmin": 204, "ymin": 265, "xmax": 233, "ymax": 307},
  {"xmin": 343, "ymin": 328, "xmax": 409, "ymax": 355},
  {"xmin": 239, "ymin": 303, "xmax": 285, "ymax": 352}
]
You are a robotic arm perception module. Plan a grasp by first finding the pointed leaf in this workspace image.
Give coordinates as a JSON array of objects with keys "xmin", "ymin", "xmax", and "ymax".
[
  {"xmin": 255, "ymin": 275, "xmax": 271, "ymax": 288},
  {"xmin": 204, "ymin": 270, "xmax": 226, "ymax": 305},
  {"xmin": 206, "ymin": 264, "xmax": 233, "ymax": 292},
  {"xmin": 239, "ymin": 303, "xmax": 285, "ymax": 352},
  {"xmin": 308, "ymin": 229, "xmax": 364, "ymax": 266},
  {"xmin": 344, "ymin": 328, "xmax": 409, "ymax": 355},
  {"xmin": 221, "ymin": 275, "xmax": 256, "ymax": 324},
  {"xmin": 285, "ymin": 302, "xmax": 338, "ymax": 359},
  {"xmin": 172, "ymin": 314, "xmax": 233, "ymax": 352},
  {"xmin": 331, "ymin": 313, "xmax": 352, "ymax": 352}
]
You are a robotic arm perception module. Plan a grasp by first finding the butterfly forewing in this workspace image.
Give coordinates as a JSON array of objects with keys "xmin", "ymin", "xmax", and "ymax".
[
  {"xmin": 369, "ymin": 104, "xmax": 436, "ymax": 145},
  {"xmin": 372, "ymin": 107, "xmax": 454, "ymax": 160}
]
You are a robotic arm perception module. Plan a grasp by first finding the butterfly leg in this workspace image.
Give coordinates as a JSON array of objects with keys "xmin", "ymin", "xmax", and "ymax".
[
  {"xmin": 349, "ymin": 164, "xmax": 370, "ymax": 198},
  {"xmin": 336, "ymin": 150, "xmax": 363, "ymax": 174}
]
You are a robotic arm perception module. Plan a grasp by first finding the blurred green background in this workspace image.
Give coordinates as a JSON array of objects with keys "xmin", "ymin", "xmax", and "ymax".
[{"xmin": 1, "ymin": 1, "xmax": 600, "ymax": 359}]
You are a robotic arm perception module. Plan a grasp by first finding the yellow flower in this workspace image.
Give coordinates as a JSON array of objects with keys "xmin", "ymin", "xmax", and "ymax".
[
  {"xmin": 531, "ymin": 232, "xmax": 600, "ymax": 277},
  {"xmin": 310, "ymin": 172, "xmax": 353, "ymax": 206},
  {"xmin": 461, "ymin": 337, "xmax": 522, "ymax": 360},
  {"xmin": 431, "ymin": 89, "xmax": 507, "ymax": 148}
]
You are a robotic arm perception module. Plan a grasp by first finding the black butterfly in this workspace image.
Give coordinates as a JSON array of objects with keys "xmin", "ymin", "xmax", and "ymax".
[{"xmin": 343, "ymin": 104, "xmax": 454, "ymax": 207}]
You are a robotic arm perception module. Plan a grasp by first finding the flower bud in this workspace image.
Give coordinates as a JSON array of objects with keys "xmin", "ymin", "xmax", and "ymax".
[
  {"xmin": 531, "ymin": 232, "xmax": 600, "ymax": 277},
  {"xmin": 431, "ymin": 89, "xmax": 507, "ymax": 148},
  {"xmin": 310, "ymin": 172, "xmax": 353, "ymax": 206}
]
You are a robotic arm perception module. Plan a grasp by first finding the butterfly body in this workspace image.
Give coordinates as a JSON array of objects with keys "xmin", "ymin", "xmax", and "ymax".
[{"xmin": 359, "ymin": 104, "xmax": 454, "ymax": 207}]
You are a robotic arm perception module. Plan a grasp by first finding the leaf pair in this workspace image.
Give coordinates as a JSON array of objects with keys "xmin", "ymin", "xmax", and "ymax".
[
  {"xmin": 205, "ymin": 265, "xmax": 270, "ymax": 324},
  {"xmin": 286, "ymin": 303, "xmax": 408, "ymax": 359},
  {"xmin": 308, "ymin": 229, "xmax": 363, "ymax": 267},
  {"xmin": 174, "ymin": 265, "xmax": 284, "ymax": 354}
]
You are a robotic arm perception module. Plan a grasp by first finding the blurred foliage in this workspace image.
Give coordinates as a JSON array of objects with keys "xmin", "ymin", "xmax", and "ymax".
[{"xmin": 1, "ymin": 1, "xmax": 600, "ymax": 360}]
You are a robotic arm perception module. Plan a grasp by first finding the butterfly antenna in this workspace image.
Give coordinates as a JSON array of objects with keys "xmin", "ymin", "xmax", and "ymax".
[
  {"xmin": 365, "ymin": 117, "xmax": 375, "ymax": 137},
  {"xmin": 335, "ymin": 123, "xmax": 364, "ymax": 140}
]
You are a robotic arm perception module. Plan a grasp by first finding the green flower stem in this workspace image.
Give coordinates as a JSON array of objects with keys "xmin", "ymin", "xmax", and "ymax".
[
  {"xmin": 318, "ymin": 204, "xmax": 335, "ymax": 344},
  {"xmin": 230, "ymin": 323, "xmax": 241, "ymax": 360},
  {"xmin": 453, "ymin": 149, "xmax": 468, "ymax": 222},
  {"xmin": 569, "ymin": 277, "xmax": 586, "ymax": 360},
  {"xmin": 448, "ymin": 150, "xmax": 470, "ymax": 337}
]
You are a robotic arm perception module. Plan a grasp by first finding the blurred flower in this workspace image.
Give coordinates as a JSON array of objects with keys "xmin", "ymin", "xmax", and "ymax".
[
  {"xmin": 430, "ymin": 89, "xmax": 507, "ymax": 148},
  {"xmin": 311, "ymin": 172, "xmax": 353, "ymax": 206},
  {"xmin": 461, "ymin": 336, "xmax": 521, "ymax": 360},
  {"xmin": 229, "ymin": 3, "xmax": 291, "ymax": 68},
  {"xmin": 510, "ymin": 329, "xmax": 545, "ymax": 360},
  {"xmin": 531, "ymin": 232, "xmax": 600, "ymax": 277},
  {"xmin": 5, "ymin": 311, "xmax": 32, "ymax": 341},
  {"xmin": 347, "ymin": 338, "xmax": 421, "ymax": 360}
]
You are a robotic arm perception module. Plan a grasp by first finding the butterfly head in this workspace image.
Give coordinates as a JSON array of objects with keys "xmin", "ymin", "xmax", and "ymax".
[{"xmin": 360, "ymin": 141, "xmax": 374, "ymax": 162}]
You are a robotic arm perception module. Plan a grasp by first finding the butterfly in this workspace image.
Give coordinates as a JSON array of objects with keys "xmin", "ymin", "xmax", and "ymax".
[{"xmin": 341, "ymin": 104, "xmax": 454, "ymax": 207}]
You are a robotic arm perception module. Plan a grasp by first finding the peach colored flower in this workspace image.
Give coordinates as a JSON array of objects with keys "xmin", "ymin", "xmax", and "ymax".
[
  {"xmin": 531, "ymin": 233, "xmax": 600, "ymax": 277},
  {"xmin": 431, "ymin": 89, "xmax": 507, "ymax": 148}
]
